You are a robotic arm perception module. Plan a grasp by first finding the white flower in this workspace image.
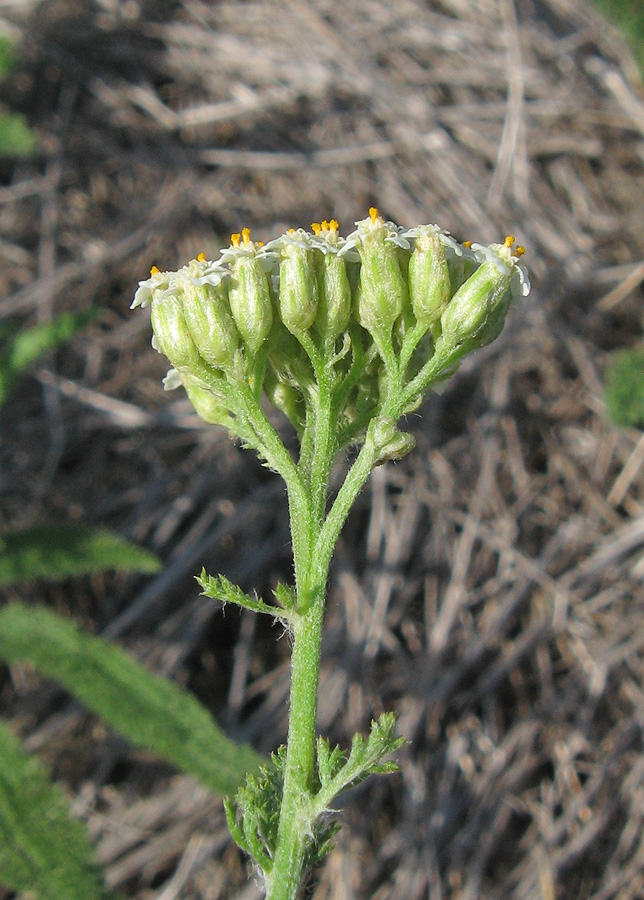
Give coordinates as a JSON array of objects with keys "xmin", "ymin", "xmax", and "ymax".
[
  {"xmin": 341, "ymin": 207, "xmax": 410, "ymax": 256},
  {"xmin": 131, "ymin": 266, "xmax": 170, "ymax": 309},
  {"xmin": 400, "ymin": 223, "xmax": 465, "ymax": 259},
  {"xmin": 471, "ymin": 236, "xmax": 531, "ymax": 299}
]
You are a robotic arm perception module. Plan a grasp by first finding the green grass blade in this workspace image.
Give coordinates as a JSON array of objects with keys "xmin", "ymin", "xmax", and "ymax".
[
  {"xmin": 0, "ymin": 310, "xmax": 95, "ymax": 406},
  {"xmin": 0, "ymin": 720, "xmax": 111, "ymax": 900},
  {"xmin": 0, "ymin": 604, "xmax": 265, "ymax": 796},
  {"xmin": 0, "ymin": 525, "xmax": 161, "ymax": 585}
]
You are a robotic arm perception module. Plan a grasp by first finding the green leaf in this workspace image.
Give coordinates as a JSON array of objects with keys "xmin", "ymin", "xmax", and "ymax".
[
  {"xmin": 0, "ymin": 310, "xmax": 96, "ymax": 407},
  {"xmin": 0, "ymin": 604, "xmax": 265, "ymax": 796},
  {"xmin": 272, "ymin": 582, "xmax": 296, "ymax": 611},
  {"xmin": 225, "ymin": 745, "xmax": 340, "ymax": 877},
  {"xmin": 0, "ymin": 35, "xmax": 16, "ymax": 79},
  {"xmin": 313, "ymin": 713, "xmax": 405, "ymax": 813},
  {"xmin": 0, "ymin": 111, "xmax": 37, "ymax": 158},
  {"xmin": 605, "ymin": 347, "xmax": 644, "ymax": 428},
  {"xmin": 587, "ymin": 0, "xmax": 644, "ymax": 76},
  {"xmin": 0, "ymin": 524, "xmax": 161, "ymax": 586},
  {"xmin": 198, "ymin": 570, "xmax": 293, "ymax": 622},
  {"xmin": 0, "ymin": 719, "xmax": 111, "ymax": 900}
]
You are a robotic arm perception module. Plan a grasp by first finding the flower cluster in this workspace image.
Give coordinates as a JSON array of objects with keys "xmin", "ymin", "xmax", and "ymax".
[{"xmin": 132, "ymin": 209, "xmax": 529, "ymax": 453}]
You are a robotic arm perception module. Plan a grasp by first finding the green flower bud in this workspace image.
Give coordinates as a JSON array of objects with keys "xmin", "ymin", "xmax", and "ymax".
[
  {"xmin": 408, "ymin": 227, "xmax": 451, "ymax": 328},
  {"xmin": 440, "ymin": 237, "xmax": 529, "ymax": 351},
  {"xmin": 353, "ymin": 208, "xmax": 408, "ymax": 341},
  {"xmin": 264, "ymin": 367, "xmax": 305, "ymax": 431},
  {"xmin": 150, "ymin": 292, "xmax": 203, "ymax": 373},
  {"xmin": 182, "ymin": 374, "xmax": 235, "ymax": 427},
  {"xmin": 279, "ymin": 231, "xmax": 318, "ymax": 334},
  {"xmin": 370, "ymin": 416, "xmax": 416, "ymax": 465},
  {"xmin": 268, "ymin": 319, "xmax": 314, "ymax": 391},
  {"xmin": 315, "ymin": 252, "xmax": 351, "ymax": 340},
  {"xmin": 227, "ymin": 230, "xmax": 273, "ymax": 353},
  {"xmin": 178, "ymin": 264, "xmax": 239, "ymax": 369},
  {"xmin": 308, "ymin": 220, "xmax": 352, "ymax": 341}
]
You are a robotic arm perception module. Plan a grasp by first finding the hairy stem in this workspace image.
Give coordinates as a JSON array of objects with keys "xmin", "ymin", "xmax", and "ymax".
[{"xmin": 266, "ymin": 592, "xmax": 325, "ymax": 900}]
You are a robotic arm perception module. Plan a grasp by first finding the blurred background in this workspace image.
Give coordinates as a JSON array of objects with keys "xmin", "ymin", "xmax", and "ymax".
[{"xmin": 1, "ymin": 0, "xmax": 644, "ymax": 897}]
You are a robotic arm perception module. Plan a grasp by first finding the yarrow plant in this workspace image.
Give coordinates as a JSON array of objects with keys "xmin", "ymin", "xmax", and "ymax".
[{"xmin": 132, "ymin": 208, "xmax": 529, "ymax": 899}]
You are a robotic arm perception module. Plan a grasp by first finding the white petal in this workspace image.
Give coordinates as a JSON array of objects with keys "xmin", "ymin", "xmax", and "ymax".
[{"xmin": 162, "ymin": 368, "xmax": 183, "ymax": 390}]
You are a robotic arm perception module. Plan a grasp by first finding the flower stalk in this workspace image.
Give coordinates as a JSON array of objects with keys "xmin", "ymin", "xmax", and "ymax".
[{"xmin": 132, "ymin": 209, "xmax": 529, "ymax": 899}]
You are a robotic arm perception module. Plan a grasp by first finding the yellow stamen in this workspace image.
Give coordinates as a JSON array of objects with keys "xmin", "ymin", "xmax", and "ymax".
[
  {"xmin": 288, "ymin": 227, "xmax": 296, "ymax": 234},
  {"xmin": 197, "ymin": 252, "xmax": 206, "ymax": 262},
  {"xmin": 311, "ymin": 222, "xmax": 321, "ymax": 235},
  {"xmin": 257, "ymin": 241, "xmax": 264, "ymax": 248},
  {"xmin": 328, "ymin": 219, "xmax": 339, "ymax": 232},
  {"xmin": 230, "ymin": 233, "xmax": 241, "ymax": 248},
  {"xmin": 150, "ymin": 265, "xmax": 160, "ymax": 275},
  {"xmin": 503, "ymin": 235, "xmax": 515, "ymax": 248},
  {"xmin": 241, "ymin": 227, "xmax": 251, "ymax": 246},
  {"xmin": 515, "ymin": 245, "xmax": 526, "ymax": 257},
  {"xmin": 369, "ymin": 207, "xmax": 380, "ymax": 224},
  {"xmin": 463, "ymin": 241, "xmax": 472, "ymax": 249}
]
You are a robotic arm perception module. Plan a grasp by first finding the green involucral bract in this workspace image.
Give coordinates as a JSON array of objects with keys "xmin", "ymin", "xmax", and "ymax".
[
  {"xmin": 408, "ymin": 227, "xmax": 452, "ymax": 328},
  {"xmin": 227, "ymin": 231, "xmax": 274, "ymax": 353},
  {"xmin": 279, "ymin": 232, "xmax": 319, "ymax": 335},
  {"xmin": 354, "ymin": 211, "xmax": 408, "ymax": 343},
  {"xmin": 131, "ymin": 208, "xmax": 530, "ymax": 900}
]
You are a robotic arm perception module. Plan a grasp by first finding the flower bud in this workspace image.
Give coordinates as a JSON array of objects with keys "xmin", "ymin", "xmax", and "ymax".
[
  {"xmin": 227, "ymin": 230, "xmax": 273, "ymax": 353},
  {"xmin": 408, "ymin": 227, "xmax": 451, "ymax": 328},
  {"xmin": 268, "ymin": 320, "xmax": 314, "ymax": 391},
  {"xmin": 178, "ymin": 265, "xmax": 239, "ymax": 369},
  {"xmin": 264, "ymin": 367, "xmax": 305, "ymax": 431},
  {"xmin": 315, "ymin": 251, "xmax": 352, "ymax": 340},
  {"xmin": 279, "ymin": 231, "xmax": 318, "ymax": 334},
  {"xmin": 353, "ymin": 208, "xmax": 408, "ymax": 341},
  {"xmin": 370, "ymin": 416, "xmax": 416, "ymax": 465},
  {"xmin": 150, "ymin": 291, "xmax": 203, "ymax": 374},
  {"xmin": 306, "ymin": 220, "xmax": 352, "ymax": 341},
  {"xmin": 440, "ymin": 237, "xmax": 529, "ymax": 351},
  {"xmin": 182, "ymin": 374, "xmax": 235, "ymax": 427}
]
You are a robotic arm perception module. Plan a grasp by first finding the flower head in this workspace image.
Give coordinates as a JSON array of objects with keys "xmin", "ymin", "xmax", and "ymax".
[
  {"xmin": 132, "ymin": 214, "xmax": 529, "ymax": 444},
  {"xmin": 440, "ymin": 236, "xmax": 529, "ymax": 351}
]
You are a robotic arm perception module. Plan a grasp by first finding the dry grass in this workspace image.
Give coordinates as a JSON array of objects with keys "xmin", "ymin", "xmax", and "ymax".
[{"xmin": 1, "ymin": 0, "xmax": 644, "ymax": 897}]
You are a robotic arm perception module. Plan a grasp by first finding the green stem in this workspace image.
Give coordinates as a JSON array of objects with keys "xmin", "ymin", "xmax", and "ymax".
[
  {"xmin": 309, "ymin": 381, "xmax": 336, "ymax": 529},
  {"xmin": 391, "ymin": 339, "xmax": 465, "ymax": 420},
  {"xmin": 315, "ymin": 434, "xmax": 378, "ymax": 580},
  {"xmin": 266, "ymin": 593, "xmax": 325, "ymax": 900},
  {"xmin": 237, "ymin": 382, "xmax": 312, "ymax": 589},
  {"xmin": 398, "ymin": 319, "xmax": 428, "ymax": 377}
]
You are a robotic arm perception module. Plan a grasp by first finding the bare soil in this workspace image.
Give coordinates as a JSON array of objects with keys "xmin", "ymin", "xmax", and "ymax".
[{"xmin": 1, "ymin": 1, "xmax": 644, "ymax": 898}]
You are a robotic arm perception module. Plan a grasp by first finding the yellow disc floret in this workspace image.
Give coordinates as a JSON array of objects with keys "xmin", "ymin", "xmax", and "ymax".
[{"xmin": 150, "ymin": 265, "xmax": 160, "ymax": 275}]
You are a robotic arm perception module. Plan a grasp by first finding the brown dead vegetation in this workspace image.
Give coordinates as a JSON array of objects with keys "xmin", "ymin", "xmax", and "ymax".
[{"xmin": 1, "ymin": 0, "xmax": 644, "ymax": 897}]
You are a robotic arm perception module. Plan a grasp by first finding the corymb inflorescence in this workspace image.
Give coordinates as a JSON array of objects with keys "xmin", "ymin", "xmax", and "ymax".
[{"xmin": 132, "ymin": 210, "xmax": 529, "ymax": 456}]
